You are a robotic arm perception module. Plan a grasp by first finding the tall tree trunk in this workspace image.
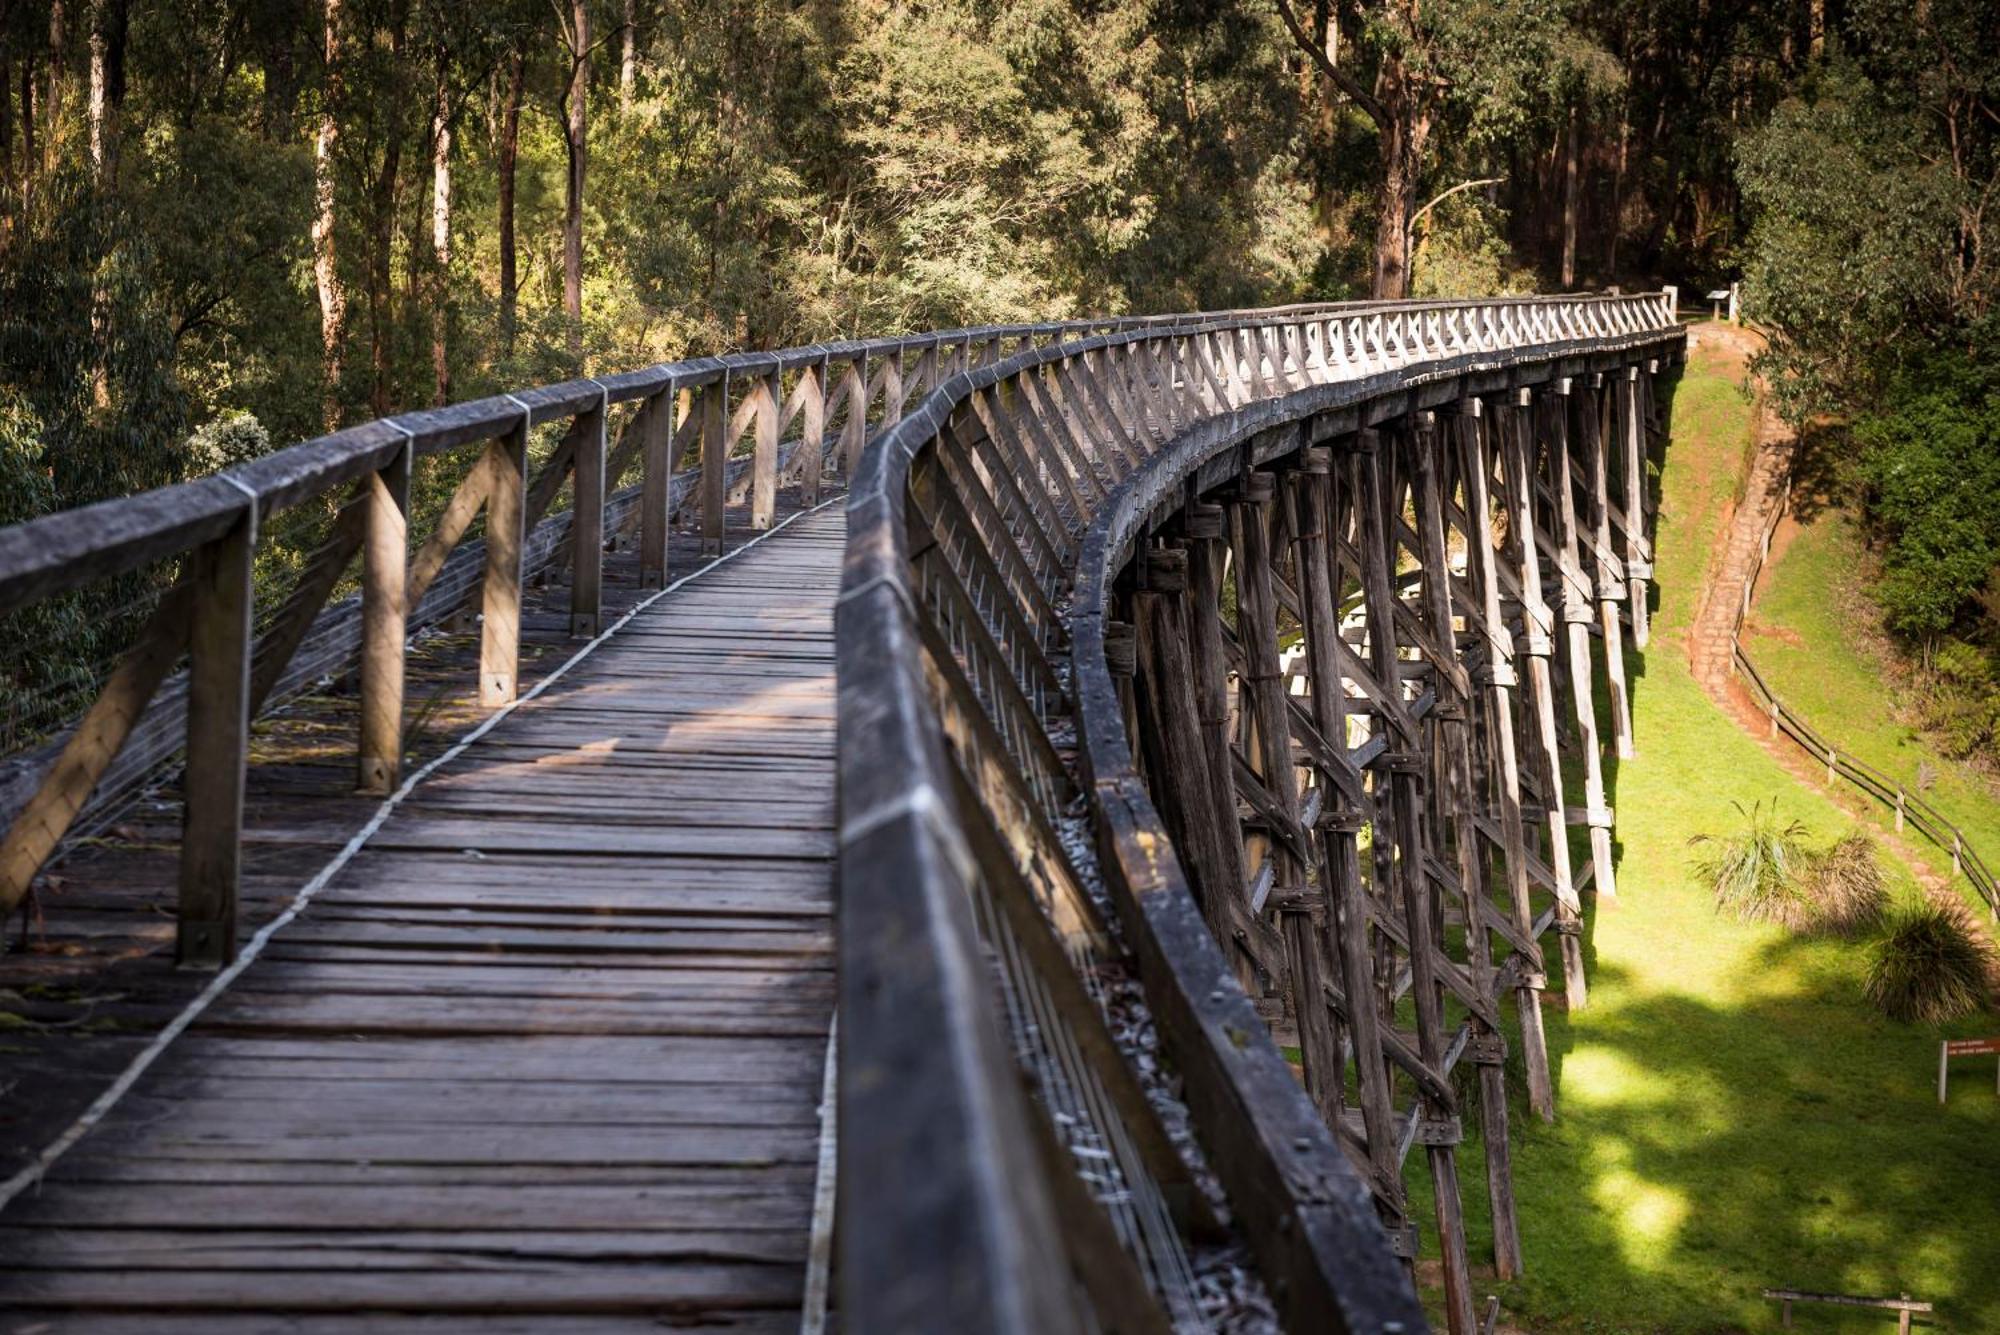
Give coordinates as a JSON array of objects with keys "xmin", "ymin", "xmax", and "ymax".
[
  {"xmin": 620, "ymin": 0, "xmax": 636, "ymax": 116},
  {"xmin": 1607, "ymin": 100, "xmax": 1628, "ymax": 276},
  {"xmin": 314, "ymin": 0, "xmax": 347, "ymax": 430},
  {"xmin": 2, "ymin": 61, "xmax": 14, "ymax": 198},
  {"xmin": 368, "ymin": 140, "xmax": 402, "ymax": 420},
  {"xmin": 430, "ymin": 56, "xmax": 450, "ymax": 405},
  {"xmin": 46, "ymin": 2, "xmax": 63, "ymax": 146},
  {"xmin": 20, "ymin": 53, "xmax": 34, "ymax": 200},
  {"xmin": 1370, "ymin": 77, "xmax": 1429, "ymax": 300},
  {"xmin": 562, "ymin": 0, "xmax": 589, "ymax": 360},
  {"xmin": 367, "ymin": 0, "xmax": 409, "ymax": 420},
  {"xmin": 1561, "ymin": 105, "xmax": 1579, "ymax": 288},
  {"xmin": 498, "ymin": 44, "xmax": 523, "ymax": 354},
  {"xmin": 83, "ymin": 0, "xmax": 125, "ymax": 175},
  {"xmin": 87, "ymin": 4, "xmax": 105, "ymax": 172}
]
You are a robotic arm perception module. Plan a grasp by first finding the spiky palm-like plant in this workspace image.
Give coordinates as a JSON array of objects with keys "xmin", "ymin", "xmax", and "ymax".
[
  {"xmin": 1688, "ymin": 801, "xmax": 1814, "ymax": 929},
  {"xmin": 1866, "ymin": 897, "xmax": 1997, "ymax": 1024},
  {"xmin": 1800, "ymin": 833, "xmax": 1889, "ymax": 938}
]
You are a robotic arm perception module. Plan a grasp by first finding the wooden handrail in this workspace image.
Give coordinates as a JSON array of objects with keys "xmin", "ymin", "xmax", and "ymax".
[
  {"xmin": 838, "ymin": 291, "xmax": 1680, "ymax": 1332},
  {"xmin": 10, "ymin": 303, "xmax": 1436, "ymax": 950},
  {"xmin": 1762, "ymin": 1287, "xmax": 1932, "ymax": 1334}
]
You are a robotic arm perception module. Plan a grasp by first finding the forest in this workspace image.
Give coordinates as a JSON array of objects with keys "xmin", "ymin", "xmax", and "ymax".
[{"xmin": 0, "ymin": 0, "xmax": 1993, "ymax": 757}]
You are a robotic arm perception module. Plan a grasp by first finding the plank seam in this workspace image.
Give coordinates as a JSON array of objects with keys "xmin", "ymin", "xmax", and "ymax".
[
  {"xmin": 0, "ymin": 496, "xmax": 843, "ymax": 1212},
  {"xmin": 798, "ymin": 1011, "xmax": 838, "ymax": 1335}
]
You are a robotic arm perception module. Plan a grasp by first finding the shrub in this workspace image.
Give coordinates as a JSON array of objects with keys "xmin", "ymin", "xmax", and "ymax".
[
  {"xmin": 1798, "ymin": 834, "xmax": 1889, "ymax": 938},
  {"xmin": 1689, "ymin": 801, "xmax": 1815, "ymax": 929},
  {"xmin": 1865, "ymin": 897, "xmax": 1997, "ymax": 1023}
]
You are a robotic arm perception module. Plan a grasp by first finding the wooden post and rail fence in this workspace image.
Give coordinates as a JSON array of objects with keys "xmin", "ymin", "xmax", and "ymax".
[
  {"xmin": 1763, "ymin": 1287, "xmax": 1933, "ymax": 1332},
  {"xmin": 1725, "ymin": 469, "xmax": 1999, "ymax": 919}
]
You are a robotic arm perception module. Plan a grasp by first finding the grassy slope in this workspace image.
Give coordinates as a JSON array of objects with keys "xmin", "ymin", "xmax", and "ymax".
[
  {"xmin": 1406, "ymin": 336, "xmax": 2000, "ymax": 1333},
  {"xmin": 1749, "ymin": 509, "xmax": 2000, "ymax": 909}
]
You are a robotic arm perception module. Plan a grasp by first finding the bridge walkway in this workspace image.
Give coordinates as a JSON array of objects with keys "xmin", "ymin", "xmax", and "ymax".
[{"xmin": 0, "ymin": 506, "xmax": 845, "ymax": 1333}]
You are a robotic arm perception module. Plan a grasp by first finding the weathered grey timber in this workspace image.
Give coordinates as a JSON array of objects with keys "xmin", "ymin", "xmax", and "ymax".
[
  {"xmin": 0, "ymin": 507, "xmax": 845, "ymax": 1326},
  {"xmin": 844, "ymin": 293, "xmax": 1682, "ymax": 1333},
  {"xmin": 1, "ymin": 291, "xmax": 1681, "ymax": 1334}
]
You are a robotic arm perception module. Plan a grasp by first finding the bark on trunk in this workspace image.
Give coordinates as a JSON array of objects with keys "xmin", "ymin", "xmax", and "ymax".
[
  {"xmin": 1561, "ymin": 105, "xmax": 1579, "ymax": 289},
  {"xmin": 46, "ymin": 2, "xmax": 63, "ymax": 135},
  {"xmin": 563, "ymin": 0, "xmax": 589, "ymax": 360},
  {"xmin": 498, "ymin": 45, "xmax": 523, "ymax": 354},
  {"xmin": 1370, "ymin": 75, "xmax": 1429, "ymax": 300},
  {"xmin": 366, "ymin": 0, "xmax": 409, "ymax": 420},
  {"xmin": 368, "ymin": 138, "xmax": 402, "ymax": 420},
  {"xmin": 87, "ymin": 7, "xmax": 104, "ymax": 171},
  {"xmin": 620, "ymin": 0, "xmax": 636, "ymax": 116},
  {"xmin": 1608, "ymin": 100, "xmax": 1628, "ymax": 276},
  {"xmin": 313, "ymin": 0, "xmax": 346, "ymax": 430},
  {"xmin": 431, "ymin": 58, "xmax": 451, "ymax": 406},
  {"xmin": 20, "ymin": 54, "xmax": 34, "ymax": 192}
]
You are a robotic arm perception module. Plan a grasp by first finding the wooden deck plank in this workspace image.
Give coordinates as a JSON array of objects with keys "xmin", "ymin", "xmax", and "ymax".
[{"xmin": 0, "ymin": 508, "xmax": 845, "ymax": 1327}]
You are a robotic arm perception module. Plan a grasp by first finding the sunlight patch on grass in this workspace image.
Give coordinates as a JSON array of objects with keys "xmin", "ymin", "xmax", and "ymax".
[{"xmin": 1449, "ymin": 334, "xmax": 2000, "ymax": 1334}]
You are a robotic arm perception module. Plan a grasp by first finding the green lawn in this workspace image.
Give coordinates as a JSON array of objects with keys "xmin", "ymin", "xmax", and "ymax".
[
  {"xmin": 1748, "ymin": 507, "xmax": 2000, "ymax": 915},
  {"xmin": 1406, "ymin": 334, "xmax": 2000, "ymax": 1333}
]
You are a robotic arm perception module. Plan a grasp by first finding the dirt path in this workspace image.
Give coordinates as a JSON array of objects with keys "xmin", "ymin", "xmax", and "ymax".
[{"xmin": 1683, "ymin": 325, "xmax": 1955, "ymax": 895}]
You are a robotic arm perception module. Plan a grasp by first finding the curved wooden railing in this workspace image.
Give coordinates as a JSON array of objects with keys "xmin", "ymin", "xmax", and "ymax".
[
  {"xmin": 1728, "ymin": 482, "xmax": 1998, "ymax": 917},
  {"xmin": 838, "ymin": 292, "xmax": 1681, "ymax": 1332},
  {"xmin": 0, "ymin": 302, "xmax": 1389, "ymax": 960}
]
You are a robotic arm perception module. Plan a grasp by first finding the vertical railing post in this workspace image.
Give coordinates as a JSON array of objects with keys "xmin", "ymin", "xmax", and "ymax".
[
  {"xmin": 800, "ymin": 358, "xmax": 826, "ymax": 506},
  {"xmin": 571, "ymin": 391, "xmax": 608, "ymax": 637},
  {"xmin": 752, "ymin": 363, "xmax": 780, "ymax": 529},
  {"xmin": 840, "ymin": 353, "xmax": 869, "ymax": 478},
  {"xmin": 357, "ymin": 434, "xmax": 411, "ymax": 795},
  {"xmin": 639, "ymin": 381, "xmax": 674, "ymax": 589},
  {"xmin": 700, "ymin": 373, "xmax": 728, "ymax": 556},
  {"xmin": 481, "ymin": 412, "xmax": 528, "ymax": 706},
  {"xmin": 177, "ymin": 494, "xmax": 257, "ymax": 969}
]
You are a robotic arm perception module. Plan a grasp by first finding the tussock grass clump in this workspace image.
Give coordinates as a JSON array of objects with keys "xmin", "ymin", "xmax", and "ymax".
[
  {"xmin": 1799, "ymin": 833, "xmax": 1889, "ymax": 937},
  {"xmin": 1689, "ymin": 801, "xmax": 1815, "ymax": 929},
  {"xmin": 1865, "ymin": 897, "xmax": 1997, "ymax": 1024}
]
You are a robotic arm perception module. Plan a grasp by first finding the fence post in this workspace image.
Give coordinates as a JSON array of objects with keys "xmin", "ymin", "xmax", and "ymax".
[
  {"xmin": 571, "ymin": 394, "xmax": 607, "ymax": 637},
  {"xmin": 481, "ymin": 414, "xmax": 528, "ymax": 706},
  {"xmin": 1895, "ymin": 787, "xmax": 1906, "ymax": 832},
  {"xmin": 800, "ymin": 360, "xmax": 825, "ymax": 506},
  {"xmin": 177, "ymin": 498, "xmax": 257, "ymax": 969},
  {"xmin": 358, "ymin": 438, "xmax": 411, "ymax": 795},
  {"xmin": 700, "ymin": 374, "xmax": 728, "ymax": 557},
  {"xmin": 638, "ymin": 387, "xmax": 672, "ymax": 589},
  {"xmin": 1953, "ymin": 831, "xmax": 1963, "ymax": 877},
  {"xmin": 752, "ymin": 365, "xmax": 780, "ymax": 530},
  {"xmin": 1826, "ymin": 745, "xmax": 1836, "ymax": 785}
]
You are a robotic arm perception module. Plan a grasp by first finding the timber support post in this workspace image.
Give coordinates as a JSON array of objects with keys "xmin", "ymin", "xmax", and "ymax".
[
  {"xmin": 357, "ymin": 435, "xmax": 411, "ymax": 794},
  {"xmin": 570, "ymin": 388, "xmax": 607, "ymax": 638},
  {"xmin": 177, "ymin": 499, "xmax": 256, "ymax": 969},
  {"xmin": 481, "ymin": 414, "xmax": 529, "ymax": 706},
  {"xmin": 638, "ymin": 385, "xmax": 673, "ymax": 589}
]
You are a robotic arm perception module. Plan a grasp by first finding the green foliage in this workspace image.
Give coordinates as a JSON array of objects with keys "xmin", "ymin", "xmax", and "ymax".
[
  {"xmin": 1847, "ymin": 331, "xmax": 2000, "ymax": 643},
  {"xmin": 1866, "ymin": 897, "xmax": 1997, "ymax": 1024},
  {"xmin": 1737, "ymin": 59, "xmax": 1964, "ymax": 421},
  {"xmin": 1689, "ymin": 805, "xmax": 1892, "ymax": 937},
  {"xmin": 1411, "ymin": 194, "xmax": 1535, "ymax": 299},
  {"xmin": 1688, "ymin": 800, "xmax": 1815, "ymax": 929},
  {"xmin": 1798, "ymin": 834, "xmax": 1889, "ymax": 939},
  {"xmin": 184, "ymin": 411, "xmax": 272, "ymax": 475}
]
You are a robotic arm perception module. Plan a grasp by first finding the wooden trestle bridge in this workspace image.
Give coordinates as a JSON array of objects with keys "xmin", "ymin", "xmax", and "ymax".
[{"xmin": 0, "ymin": 291, "xmax": 1683, "ymax": 1333}]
